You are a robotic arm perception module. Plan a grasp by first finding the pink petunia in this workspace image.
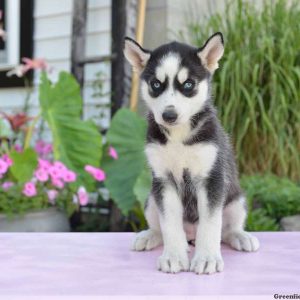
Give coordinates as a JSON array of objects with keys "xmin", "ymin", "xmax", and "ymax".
[
  {"xmin": 93, "ymin": 169, "xmax": 106, "ymax": 181},
  {"xmin": 22, "ymin": 182, "xmax": 37, "ymax": 197},
  {"xmin": 77, "ymin": 186, "xmax": 89, "ymax": 206},
  {"xmin": 35, "ymin": 140, "xmax": 45, "ymax": 155},
  {"xmin": 53, "ymin": 161, "xmax": 67, "ymax": 172},
  {"xmin": 47, "ymin": 189, "xmax": 58, "ymax": 204},
  {"xmin": 108, "ymin": 146, "xmax": 118, "ymax": 160},
  {"xmin": 48, "ymin": 166, "xmax": 61, "ymax": 179},
  {"xmin": 51, "ymin": 178, "xmax": 64, "ymax": 189},
  {"xmin": 2, "ymin": 154, "xmax": 13, "ymax": 167},
  {"xmin": 62, "ymin": 170, "xmax": 76, "ymax": 183},
  {"xmin": 22, "ymin": 57, "xmax": 48, "ymax": 72},
  {"xmin": 35, "ymin": 140, "xmax": 53, "ymax": 157},
  {"xmin": 43, "ymin": 143, "xmax": 53, "ymax": 154},
  {"xmin": 0, "ymin": 159, "xmax": 8, "ymax": 174},
  {"xmin": 14, "ymin": 144, "xmax": 23, "ymax": 152},
  {"xmin": 84, "ymin": 165, "xmax": 106, "ymax": 182},
  {"xmin": 2, "ymin": 181, "xmax": 14, "ymax": 190},
  {"xmin": 38, "ymin": 158, "xmax": 51, "ymax": 171},
  {"xmin": 35, "ymin": 168, "xmax": 49, "ymax": 182}
]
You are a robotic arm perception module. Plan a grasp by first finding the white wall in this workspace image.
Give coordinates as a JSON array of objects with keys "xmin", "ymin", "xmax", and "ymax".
[
  {"xmin": 144, "ymin": 0, "xmax": 227, "ymax": 49},
  {"xmin": 0, "ymin": 0, "xmax": 112, "ymax": 139}
]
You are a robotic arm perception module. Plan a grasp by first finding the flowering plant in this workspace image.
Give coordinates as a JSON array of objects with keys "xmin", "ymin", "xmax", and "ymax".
[
  {"xmin": 0, "ymin": 65, "xmax": 118, "ymax": 218},
  {"xmin": 0, "ymin": 146, "xmax": 110, "ymax": 217}
]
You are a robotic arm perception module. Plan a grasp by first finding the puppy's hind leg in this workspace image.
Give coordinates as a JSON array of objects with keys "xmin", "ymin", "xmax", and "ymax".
[
  {"xmin": 132, "ymin": 194, "xmax": 163, "ymax": 251},
  {"xmin": 222, "ymin": 197, "xmax": 260, "ymax": 252}
]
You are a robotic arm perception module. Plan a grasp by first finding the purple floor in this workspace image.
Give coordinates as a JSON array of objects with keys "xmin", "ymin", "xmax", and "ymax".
[{"xmin": 0, "ymin": 232, "xmax": 299, "ymax": 296}]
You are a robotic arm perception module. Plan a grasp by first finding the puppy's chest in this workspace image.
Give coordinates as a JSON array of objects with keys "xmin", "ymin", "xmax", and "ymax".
[{"xmin": 145, "ymin": 141, "xmax": 218, "ymax": 180}]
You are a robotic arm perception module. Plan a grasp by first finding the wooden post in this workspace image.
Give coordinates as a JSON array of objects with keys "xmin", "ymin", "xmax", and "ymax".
[
  {"xmin": 129, "ymin": 0, "xmax": 147, "ymax": 112},
  {"xmin": 71, "ymin": 0, "xmax": 87, "ymax": 92}
]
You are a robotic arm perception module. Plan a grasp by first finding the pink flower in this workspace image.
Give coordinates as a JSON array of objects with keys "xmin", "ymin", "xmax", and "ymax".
[
  {"xmin": 62, "ymin": 170, "xmax": 76, "ymax": 183},
  {"xmin": 77, "ymin": 187, "xmax": 89, "ymax": 206},
  {"xmin": 22, "ymin": 57, "xmax": 48, "ymax": 72},
  {"xmin": 47, "ymin": 190, "xmax": 58, "ymax": 204},
  {"xmin": 48, "ymin": 166, "xmax": 61, "ymax": 179},
  {"xmin": 0, "ymin": 159, "xmax": 8, "ymax": 174},
  {"xmin": 38, "ymin": 158, "xmax": 51, "ymax": 171},
  {"xmin": 84, "ymin": 165, "xmax": 106, "ymax": 182},
  {"xmin": 22, "ymin": 182, "xmax": 37, "ymax": 197},
  {"xmin": 35, "ymin": 140, "xmax": 44, "ymax": 155},
  {"xmin": 2, "ymin": 181, "xmax": 14, "ymax": 190},
  {"xmin": 35, "ymin": 168, "xmax": 49, "ymax": 182},
  {"xmin": 14, "ymin": 144, "xmax": 23, "ymax": 152},
  {"xmin": 51, "ymin": 178, "xmax": 64, "ymax": 189},
  {"xmin": 53, "ymin": 161, "xmax": 67, "ymax": 172},
  {"xmin": 2, "ymin": 154, "xmax": 13, "ymax": 167},
  {"xmin": 108, "ymin": 146, "xmax": 118, "ymax": 160},
  {"xmin": 44, "ymin": 143, "xmax": 53, "ymax": 154},
  {"xmin": 7, "ymin": 58, "xmax": 49, "ymax": 78},
  {"xmin": 35, "ymin": 140, "xmax": 53, "ymax": 157},
  {"xmin": 93, "ymin": 169, "xmax": 106, "ymax": 181},
  {"xmin": 85, "ymin": 165, "xmax": 96, "ymax": 174}
]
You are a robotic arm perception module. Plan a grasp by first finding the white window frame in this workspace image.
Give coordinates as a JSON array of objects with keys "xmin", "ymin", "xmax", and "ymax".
[{"xmin": 0, "ymin": 0, "xmax": 20, "ymax": 70}]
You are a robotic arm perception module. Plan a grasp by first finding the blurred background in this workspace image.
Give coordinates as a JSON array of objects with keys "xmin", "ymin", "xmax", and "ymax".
[{"xmin": 0, "ymin": 0, "xmax": 299, "ymax": 233}]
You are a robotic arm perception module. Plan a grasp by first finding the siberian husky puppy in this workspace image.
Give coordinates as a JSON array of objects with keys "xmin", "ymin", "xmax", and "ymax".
[{"xmin": 124, "ymin": 33, "xmax": 259, "ymax": 275}]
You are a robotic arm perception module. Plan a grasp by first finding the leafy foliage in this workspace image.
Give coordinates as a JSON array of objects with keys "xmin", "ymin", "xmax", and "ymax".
[
  {"xmin": 39, "ymin": 72, "xmax": 103, "ymax": 190},
  {"xmin": 241, "ymin": 174, "xmax": 300, "ymax": 231},
  {"xmin": 181, "ymin": 0, "xmax": 300, "ymax": 181},
  {"xmin": 133, "ymin": 167, "xmax": 152, "ymax": 207},
  {"xmin": 10, "ymin": 148, "xmax": 38, "ymax": 183},
  {"xmin": 0, "ymin": 182, "xmax": 77, "ymax": 218},
  {"xmin": 0, "ymin": 71, "xmax": 104, "ymax": 218},
  {"xmin": 102, "ymin": 109, "xmax": 148, "ymax": 214}
]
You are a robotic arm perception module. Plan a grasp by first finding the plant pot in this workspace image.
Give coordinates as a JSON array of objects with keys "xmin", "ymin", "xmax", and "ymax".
[{"xmin": 0, "ymin": 207, "xmax": 71, "ymax": 232}]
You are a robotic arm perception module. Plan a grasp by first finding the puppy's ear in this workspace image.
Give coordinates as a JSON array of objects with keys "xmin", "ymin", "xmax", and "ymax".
[
  {"xmin": 197, "ymin": 32, "xmax": 224, "ymax": 73},
  {"xmin": 124, "ymin": 37, "xmax": 151, "ymax": 73}
]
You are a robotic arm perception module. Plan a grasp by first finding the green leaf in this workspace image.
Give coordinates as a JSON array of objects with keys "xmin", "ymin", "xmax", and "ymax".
[
  {"xmin": 39, "ymin": 71, "xmax": 102, "ymax": 190},
  {"xmin": 10, "ymin": 148, "xmax": 38, "ymax": 183},
  {"xmin": 133, "ymin": 167, "xmax": 152, "ymax": 207},
  {"xmin": 102, "ymin": 108, "xmax": 147, "ymax": 214}
]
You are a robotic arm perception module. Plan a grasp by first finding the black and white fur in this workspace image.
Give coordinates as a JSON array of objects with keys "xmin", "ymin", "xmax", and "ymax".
[{"xmin": 124, "ymin": 33, "xmax": 259, "ymax": 275}]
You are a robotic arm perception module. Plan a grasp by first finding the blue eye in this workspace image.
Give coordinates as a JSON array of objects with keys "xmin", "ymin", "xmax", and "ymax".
[
  {"xmin": 151, "ymin": 80, "xmax": 161, "ymax": 90},
  {"xmin": 183, "ymin": 80, "xmax": 194, "ymax": 90}
]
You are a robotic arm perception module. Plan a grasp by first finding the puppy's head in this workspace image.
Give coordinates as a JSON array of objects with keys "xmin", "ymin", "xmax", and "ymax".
[{"xmin": 124, "ymin": 33, "xmax": 224, "ymax": 127}]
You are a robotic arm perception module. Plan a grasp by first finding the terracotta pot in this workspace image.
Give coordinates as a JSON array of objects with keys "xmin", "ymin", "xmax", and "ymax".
[{"xmin": 0, "ymin": 207, "xmax": 70, "ymax": 232}]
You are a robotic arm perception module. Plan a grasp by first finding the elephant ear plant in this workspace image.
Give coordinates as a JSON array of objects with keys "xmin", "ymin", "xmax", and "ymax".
[
  {"xmin": 0, "ymin": 71, "xmax": 110, "ymax": 218},
  {"xmin": 102, "ymin": 108, "xmax": 152, "ymax": 228}
]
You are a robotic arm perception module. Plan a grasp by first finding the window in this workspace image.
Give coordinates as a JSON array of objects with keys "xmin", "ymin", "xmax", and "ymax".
[{"xmin": 0, "ymin": 0, "xmax": 34, "ymax": 87}]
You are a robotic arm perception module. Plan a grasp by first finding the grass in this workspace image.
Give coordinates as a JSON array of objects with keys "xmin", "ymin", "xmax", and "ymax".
[{"xmin": 180, "ymin": 0, "xmax": 300, "ymax": 181}]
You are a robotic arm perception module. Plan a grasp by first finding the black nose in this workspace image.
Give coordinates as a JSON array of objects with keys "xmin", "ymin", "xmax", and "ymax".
[{"xmin": 162, "ymin": 109, "xmax": 178, "ymax": 123}]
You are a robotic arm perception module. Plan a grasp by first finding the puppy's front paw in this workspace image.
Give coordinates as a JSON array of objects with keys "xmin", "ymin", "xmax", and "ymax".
[
  {"xmin": 225, "ymin": 231, "xmax": 260, "ymax": 252},
  {"xmin": 157, "ymin": 250, "xmax": 189, "ymax": 273},
  {"xmin": 190, "ymin": 253, "xmax": 224, "ymax": 275},
  {"xmin": 132, "ymin": 229, "xmax": 163, "ymax": 251}
]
